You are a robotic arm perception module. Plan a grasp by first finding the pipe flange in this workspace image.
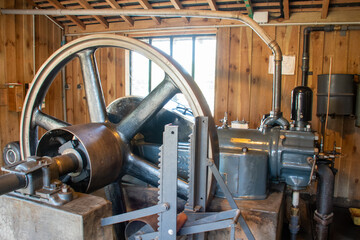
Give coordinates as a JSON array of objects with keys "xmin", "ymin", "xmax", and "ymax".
[{"xmin": 314, "ymin": 210, "xmax": 334, "ymax": 226}]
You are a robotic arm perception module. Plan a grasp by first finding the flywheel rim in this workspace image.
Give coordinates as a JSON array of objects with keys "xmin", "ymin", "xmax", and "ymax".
[{"xmin": 20, "ymin": 34, "xmax": 219, "ymax": 205}]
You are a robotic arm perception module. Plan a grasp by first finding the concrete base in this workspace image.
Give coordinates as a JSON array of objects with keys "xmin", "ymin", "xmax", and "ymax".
[{"xmin": 0, "ymin": 193, "xmax": 113, "ymax": 240}]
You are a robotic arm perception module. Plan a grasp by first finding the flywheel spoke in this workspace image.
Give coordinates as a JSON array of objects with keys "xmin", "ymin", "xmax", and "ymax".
[
  {"xmin": 34, "ymin": 110, "xmax": 70, "ymax": 130},
  {"xmin": 77, "ymin": 49, "xmax": 108, "ymax": 123},
  {"xmin": 116, "ymin": 77, "xmax": 179, "ymax": 141}
]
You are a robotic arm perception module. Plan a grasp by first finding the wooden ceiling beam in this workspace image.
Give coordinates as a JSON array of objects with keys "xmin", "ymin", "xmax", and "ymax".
[
  {"xmin": 283, "ymin": 0, "xmax": 290, "ymax": 19},
  {"xmin": 321, "ymin": 0, "xmax": 330, "ymax": 18},
  {"xmin": 207, "ymin": 0, "xmax": 218, "ymax": 11},
  {"xmin": 137, "ymin": 0, "xmax": 161, "ymax": 24},
  {"xmin": 26, "ymin": 0, "xmax": 65, "ymax": 28},
  {"xmin": 47, "ymin": 0, "xmax": 86, "ymax": 30},
  {"xmin": 170, "ymin": 0, "xmax": 190, "ymax": 23},
  {"xmin": 243, "ymin": 0, "xmax": 253, "ymax": 18},
  {"xmin": 105, "ymin": 0, "xmax": 134, "ymax": 26},
  {"xmin": 77, "ymin": 0, "xmax": 109, "ymax": 28},
  {"xmin": 36, "ymin": 0, "xmax": 282, "ymax": 9}
]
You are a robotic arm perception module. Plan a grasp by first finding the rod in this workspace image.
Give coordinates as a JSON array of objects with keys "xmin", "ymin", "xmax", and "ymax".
[
  {"xmin": 0, "ymin": 173, "xmax": 27, "ymax": 195},
  {"xmin": 1, "ymin": 8, "xmax": 284, "ymax": 115}
]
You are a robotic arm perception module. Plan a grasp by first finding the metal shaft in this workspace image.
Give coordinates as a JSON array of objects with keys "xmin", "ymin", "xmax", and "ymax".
[
  {"xmin": 0, "ymin": 173, "xmax": 27, "ymax": 195},
  {"xmin": 124, "ymin": 152, "xmax": 188, "ymax": 199}
]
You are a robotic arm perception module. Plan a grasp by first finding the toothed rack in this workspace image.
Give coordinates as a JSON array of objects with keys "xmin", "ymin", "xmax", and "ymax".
[{"xmin": 101, "ymin": 118, "xmax": 254, "ymax": 240}]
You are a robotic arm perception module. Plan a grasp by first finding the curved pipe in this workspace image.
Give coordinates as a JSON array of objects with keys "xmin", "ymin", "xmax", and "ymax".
[
  {"xmin": 301, "ymin": 26, "xmax": 335, "ymax": 86},
  {"xmin": 1, "ymin": 9, "xmax": 284, "ymax": 118}
]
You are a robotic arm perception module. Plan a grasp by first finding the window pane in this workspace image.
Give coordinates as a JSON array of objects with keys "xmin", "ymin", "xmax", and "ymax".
[
  {"xmin": 152, "ymin": 38, "xmax": 170, "ymax": 55},
  {"xmin": 130, "ymin": 51, "xmax": 149, "ymax": 97},
  {"xmin": 151, "ymin": 38, "xmax": 170, "ymax": 90},
  {"xmin": 194, "ymin": 36, "xmax": 216, "ymax": 113},
  {"xmin": 173, "ymin": 37, "xmax": 193, "ymax": 75}
]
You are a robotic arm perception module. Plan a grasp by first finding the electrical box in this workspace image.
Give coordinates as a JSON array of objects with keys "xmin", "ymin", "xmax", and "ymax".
[{"xmin": 7, "ymin": 84, "xmax": 24, "ymax": 112}]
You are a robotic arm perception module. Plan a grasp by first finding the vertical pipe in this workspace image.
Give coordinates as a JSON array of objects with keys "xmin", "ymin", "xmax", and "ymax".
[
  {"xmin": 61, "ymin": 34, "xmax": 67, "ymax": 122},
  {"xmin": 314, "ymin": 164, "xmax": 334, "ymax": 240},
  {"xmin": 289, "ymin": 190, "xmax": 300, "ymax": 240},
  {"xmin": 33, "ymin": 15, "xmax": 36, "ymax": 77},
  {"xmin": 356, "ymin": 82, "xmax": 360, "ymax": 127}
]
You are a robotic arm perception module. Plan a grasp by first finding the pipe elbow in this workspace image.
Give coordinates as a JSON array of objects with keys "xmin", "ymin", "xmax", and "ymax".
[
  {"xmin": 317, "ymin": 164, "xmax": 334, "ymax": 182},
  {"xmin": 269, "ymin": 40, "xmax": 282, "ymax": 61}
]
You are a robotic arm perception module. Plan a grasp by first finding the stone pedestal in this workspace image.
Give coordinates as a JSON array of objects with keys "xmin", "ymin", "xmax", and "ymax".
[{"xmin": 0, "ymin": 193, "xmax": 113, "ymax": 240}]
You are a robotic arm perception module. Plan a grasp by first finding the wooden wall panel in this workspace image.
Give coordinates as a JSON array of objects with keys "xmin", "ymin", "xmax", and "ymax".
[
  {"xmin": 214, "ymin": 27, "xmax": 230, "ymax": 124},
  {"xmin": 0, "ymin": 0, "xmax": 61, "ymax": 165},
  {"xmin": 249, "ymin": 26, "xmax": 275, "ymax": 128}
]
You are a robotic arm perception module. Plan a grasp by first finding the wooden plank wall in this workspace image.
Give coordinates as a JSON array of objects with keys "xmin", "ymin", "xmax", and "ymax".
[
  {"xmin": 0, "ymin": 0, "xmax": 62, "ymax": 165},
  {"xmin": 214, "ymin": 26, "xmax": 360, "ymax": 200}
]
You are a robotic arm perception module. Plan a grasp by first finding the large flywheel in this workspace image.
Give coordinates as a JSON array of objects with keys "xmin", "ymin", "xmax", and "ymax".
[{"xmin": 20, "ymin": 34, "xmax": 219, "ymax": 210}]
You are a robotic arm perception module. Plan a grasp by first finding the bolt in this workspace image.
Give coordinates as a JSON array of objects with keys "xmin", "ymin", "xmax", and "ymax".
[
  {"xmin": 314, "ymin": 148, "xmax": 319, "ymax": 154},
  {"xmin": 242, "ymin": 147, "xmax": 248, "ymax": 153},
  {"xmin": 168, "ymin": 229, "xmax": 174, "ymax": 235},
  {"xmin": 62, "ymin": 184, "xmax": 69, "ymax": 193},
  {"xmin": 53, "ymin": 180, "xmax": 62, "ymax": 188}
]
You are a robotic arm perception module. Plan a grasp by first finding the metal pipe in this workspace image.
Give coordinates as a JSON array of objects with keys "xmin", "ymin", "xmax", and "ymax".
[
  {"xmin": 124, "ymin": 152, "xmax": 188, "ymax": 200},
  {"xmin": 301, "ymin": 26, "xmax": 335, "ymax": 87},
  {"xmin": 1, "ymin": 8, "xmax": 284, "ymax": 116},
  {"xmin": 301, "ymin": 25, "xmax": 360, "ymax": 87},
  {"xmin": 0, "ymin": 173, "xmax": 27, "ymax": 195},
  {"xmin": 314, "ymin": 164, "xmax": 334, "ymax": 240},
  {"xmin": 61, "ymin": 35, "xmax": 67, "ymax": 122},
  {"xmin": 289, "ymin": 190, "xmax": 300, "ymax": 240},
  {"xmin": 63, "ymin": 23, "xmax": 360, "ymax": 37},
  {"xmin": 32, "ymin": 15, "xmax": 36, "ymax": 78},
  {"xmin": 356, "ymin": 82, "xmax": 360, "ymax": 127}
]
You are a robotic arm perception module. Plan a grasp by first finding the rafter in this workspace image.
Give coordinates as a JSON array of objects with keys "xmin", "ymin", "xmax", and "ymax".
[
  {"xmin": 47, "ymin": 0, "xmax": 86, "ymax": 30},
  {"xmin": 137, "ymin": 0, "xmax": 161, "ymax": 24},
  {"xmin": 283, "ymin": 0, "xmax": 290, "ymax": 19},
  {"xmin": 207, "ymin": 0, "xmax": 218, "ymax": 11},
  {"xmin": 26, "ymin": 0, "xmax": 64, "ymax": 28},
  {"xmin": 105, "ymin": 0, "xmax": 134, "ymax": 26},
  {"xmin": 243, "ymin": 0, "xmax": 253, "ymax": 18},
  {"xmin": 77, "ymin": 0, "xmax": 109, "ymax": 28},
  {"xmin": 321, "ymin": 0, "xmax": 330, "ymax": 19},
  {"xmin": 170, "ymin": 0, "xmax": 190, "ymax": 23}
]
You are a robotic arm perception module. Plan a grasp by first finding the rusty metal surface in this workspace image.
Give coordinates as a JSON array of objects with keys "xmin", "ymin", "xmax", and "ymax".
[{"xmin": 0, "ymin": 193, "xmax": 113, "ymax": 240}]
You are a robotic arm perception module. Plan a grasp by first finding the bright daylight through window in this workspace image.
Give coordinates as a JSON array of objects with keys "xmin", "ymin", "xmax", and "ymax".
[{"xmin": 129, "ymin": 35, "xmax": 216, "ymax": 115}]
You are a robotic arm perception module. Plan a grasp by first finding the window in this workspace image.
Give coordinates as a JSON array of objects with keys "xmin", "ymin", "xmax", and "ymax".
[{"xmin": 129, "ymin": 35, "xmax": 216, "ymax": 113}]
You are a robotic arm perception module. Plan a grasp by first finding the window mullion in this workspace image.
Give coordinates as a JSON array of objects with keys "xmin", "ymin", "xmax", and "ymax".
[
  {"xmin": 148, "ymin": 38, "xmax": 152, "ymax": 93},
  {"xmin": 170, "ymin": 36, "xmax": 173, "ymax": 57},
  {"xmin": 191, "ymin": 36, "xmax": 195, "ymax": 78}
]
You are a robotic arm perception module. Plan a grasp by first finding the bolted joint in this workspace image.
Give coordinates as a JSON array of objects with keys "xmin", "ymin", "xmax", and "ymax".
[
  {"xmin": 289, "ymin": 215, "xmax": 300, "ymax": 234},
  {"xmin": 314, "ymin": 210, "xmax": 334, "ymax": 226}
]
